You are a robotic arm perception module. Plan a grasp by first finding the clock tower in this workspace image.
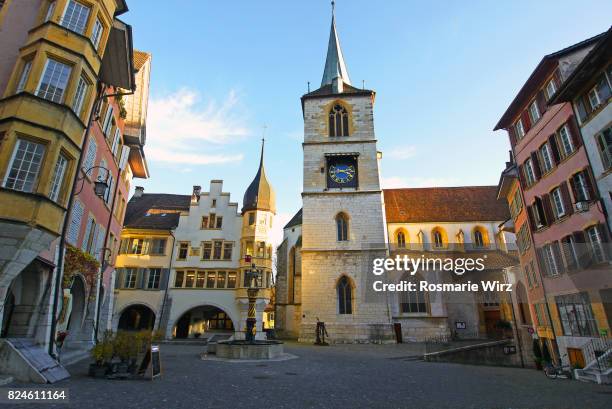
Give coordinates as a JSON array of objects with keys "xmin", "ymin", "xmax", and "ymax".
[{"xmin": 299, "ymin": 5, "xmax": 393, "ymax": 342}]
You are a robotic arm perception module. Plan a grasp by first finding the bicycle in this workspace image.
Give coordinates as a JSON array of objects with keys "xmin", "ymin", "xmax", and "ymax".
[{"xmin": 543, "ymin": 355, "xmax": 573, "ymax": 380}]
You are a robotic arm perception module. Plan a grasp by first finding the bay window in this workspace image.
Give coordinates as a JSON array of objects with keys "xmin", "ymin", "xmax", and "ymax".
[
  {"xmin": 37, "ymin": 59, "xmax": 72, "ymax": 103},
  {"xmin": 4, "ymin": 139, "xmax": 46, "ymax": 193},
  {"xmin": 60, "ymin": 0, "xmax": 90, "ymax": 35}
]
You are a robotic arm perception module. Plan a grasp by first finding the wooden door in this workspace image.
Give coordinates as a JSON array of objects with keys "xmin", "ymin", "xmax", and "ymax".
[{"xmin": 567, "ymin": 348, "xmax": 585, "ymax": 368}]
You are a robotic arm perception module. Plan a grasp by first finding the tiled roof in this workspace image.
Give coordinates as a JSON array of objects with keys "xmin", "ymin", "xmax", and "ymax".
[
  {"xmin": 124, "ymin": 193, "xmax": 190, "ymax": 230},
  {"xmin": 384, "ymin": 186, "xmax": 510, "ymax": 223},
  {"xmin": 284, "ymin": 208, "xmax": 302, "ymax": 229},
  {"xmin": 133, "ymin": 50, "xmax": 150, "ymax": 71}
]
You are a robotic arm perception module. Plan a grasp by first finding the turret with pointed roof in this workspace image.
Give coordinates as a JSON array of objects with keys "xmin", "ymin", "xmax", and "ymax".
[
  {"xmin": 321, "ymin": 1, "xmax": 351, "ymax": 89},
  {"xmin": 242, "ymin": 139, "xmax": 276, "ymax": 214}
]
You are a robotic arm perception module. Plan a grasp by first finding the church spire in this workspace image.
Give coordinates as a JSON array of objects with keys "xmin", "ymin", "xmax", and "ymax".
[
  {"xmin": 242, "ymin": 137, "xmax": 276, "ymax": 214},
  {"xmin": 321, "ymin": 1, "xmax": 351, "ymax": 89}
]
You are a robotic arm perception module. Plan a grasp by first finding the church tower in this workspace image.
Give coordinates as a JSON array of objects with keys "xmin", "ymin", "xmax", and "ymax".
[
  {"xmin": 299, "ymin": 4, "xmax": 393, "ymax": 342},
  {"xmin": 239, "ymin": 140, "xmax": 275, "ymax": 339}
]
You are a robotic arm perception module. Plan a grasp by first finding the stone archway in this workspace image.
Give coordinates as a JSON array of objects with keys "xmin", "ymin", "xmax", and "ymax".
[
  {"xmin": 66, "ymin": 275, "xmax": 87, "ymax": 342},
  {"xmin": 172, "ymin": 305, "xmax": 235, "ymax": 339},
  {"xmin": 118, "ymin": 304, "xmax": 156, "ymax": 331}
]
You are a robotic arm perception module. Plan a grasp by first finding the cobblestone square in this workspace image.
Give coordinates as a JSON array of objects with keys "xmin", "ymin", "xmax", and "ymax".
[{"xmin": 5, "ymin": 343, "xmax": 612, "ymax": 409}]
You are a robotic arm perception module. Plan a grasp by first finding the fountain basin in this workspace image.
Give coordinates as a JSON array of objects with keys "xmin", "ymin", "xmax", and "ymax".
[{"xmin": 216, "ymin": 340, "xmax": 284, "ymax": 360}]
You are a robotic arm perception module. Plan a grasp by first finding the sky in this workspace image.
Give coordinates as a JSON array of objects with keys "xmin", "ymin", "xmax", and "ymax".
[{"xmin": 121, "ymin": 0, "xmax": 612, "ymax": 244}]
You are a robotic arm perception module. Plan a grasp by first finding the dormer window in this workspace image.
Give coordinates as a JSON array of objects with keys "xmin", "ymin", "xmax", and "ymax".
[{"xmin": 329, "ymin": 104, "xmax": 349, "ymax": 137}]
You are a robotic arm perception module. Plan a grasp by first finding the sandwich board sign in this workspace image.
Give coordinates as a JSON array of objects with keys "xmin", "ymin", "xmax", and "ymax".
[{"xmin": 139, "ymin": 344, "xmax": 162, "ymax": 380}]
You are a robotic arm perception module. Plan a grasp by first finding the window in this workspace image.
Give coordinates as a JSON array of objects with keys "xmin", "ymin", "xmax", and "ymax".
[
  {"xmin": 587, "ymin": 87, "xmax": 601, "ymax": 110},
  {"xmin": 596, "ymin": 127, "xmax": 612, "ymax": 171},
  {"xmin": 44, "ymin": 1, "xmax": 56, "ymax": 22},
  {"xmin": 127, "ymin": 238, "xmax": 145, "ymax": 255},
  {"xmin": 202, "ymin": 242, "xmax": 212, "ymax": 260},
  {"xmin": 111, "ymin": 128, "xmax": 121, "ymax": 157},
  {"xmin": 195, "ymin": 271, "xmax": 206, "ymax": 288},
  {"xmin": 174, "ymin": 271, "xmax": 184, "ymax": 287},
  {"xmin": 124, "ymin": 268, "xmax": 137, "ymax": 288},
  {"xmin": 72, "ymin": 75, "xmax": 88, "ymax": 115},
  {"xmin": 474, "ymin": 230, "xmax": 485, "ymax": 248},
  {"xmin": 336, "ymin": 213, "xmax": 348, "ymax": 241},
  {"xmin": 223, "ymin": 242, "xmax": 232, "ymax": 260},
  {"xmin": 337, "ymin": 276, "xmax": 352, "ymax": 314},
  {"xmin": 83, "ymin": 137, "xmax": 96, "ymax": 175},
  {"xmin": 524, "ymin": 263, "xmax": 533, "ymax": 288},
  {"xmin": 208, "ymin": 214, "xmax": 216, "ymax": 228},
  {"xmin": 517, "ymin": 224, "xmax": 531, "ymax": 255},
  {"xmin": 49, "ymin": 153, "xmax": 68, "ymax": 201},
  {"xmin": 248, "ymin": 212, "xmax": 255, "ymax": 225},
  {"xmin": 211, "ymin": 199, "xmax": 216, "ymax": 207},
  {"xmin": 257, "ymin": 241, "xmax": 266, "ymax": 258},
  {"xmin": 510, "ymin": 189, "xmax": 523, "ymax": 220},
  {"xmin": 524, "ymin": 159, "xmax": 536, "ymax": 186},
  {"xmin": 542, "ymin": 244, "xmax": 560, "ymax": 276},
  {"xmin": 189, "ymin": 246, "xmax": 200, "ymax": 257},
  {"xmin": 572, "ymin": 171, "xmax": 591, "ymax": 202},
  {"xmin": 101, "ymin": 106, "xmax": 114, "ymax": 136},
  {"xmin": 206, "ymin": 271, "xmax": 216, "ymax": 288},
  {"xmin": 150, "ymin": 238, "xmax": 166, "ymax": 255},
  {"xmin": 16, "ymin": 61, "xmax": 32, "ymax": 93},
  {"xmin": 528, "ymin": 100, "xmax": 540, "ymax": 124},
  {"xmin": 396, "ymin": 231, "xmax": 406, "ymax": 248},
  {"xmin": 540, "ymin": 144, "xmax": 554, "ymax": 173},
  {"xmin": 201, "ymin": 216, "xmax": 208, "ymax": 229},
  {"xmin": 557, "ymin": 124, "xmax": 574, "ymax": 157},
  {"xmin": 586, "ymin": 225, "xmax": 606, "ymax": 263},
  {"xmin": 4, "ymin": 139, "xmax": 46, "ymax": 192},
  {"xmin": 329, "ymin": 104, "xmax": 349, "ymax": 137},
  {"xmin": 514, "ymin": 119, "xmax": 525, "ymax": 140},
  {"xmin": 67, "ymin": 200, "xmax": 83, "ymax": 245},
  {"xmin": 60, "ymin": 0, "xmax": 90, "ymax": 34},
  {"xmin": 37, "ymin": 59, "xmax": 72, "ymax": 103},
  {"xmin": 216, "ymin": 216, "xmax": 223, "ymax": 229},
  {"xmin": 227, "ymin": 272, "xmax": 237, "ymax": 288},
  {"xmin": 147, "ymin": 268, "xmax": 161, "ymax": 289},
  {"xmin": 217, "ymin": 271, "xmax": 227, "ymax": 288},
  {"xmin": 551, "ymin": 187, "xmax": 565, "ymax": 218},
  {"xmin": 432, "ymin": 229, "xmax": 445, "ymax": 249},
  {"xmin": 184, "ymin": 271, "xmax": 195, "ymax": 288},
  {"xmin": 399, "ymin": 274, "xmax": 427, "ymax": 313},
  {"xmin": 213, "ymin": 241, "xmax": 222, "ymax": 260},
  {"xmin": 90, "ymin": 18, "xmax": 103, "ymax": 49},
  {"xmin": 534, "ymin": 303, "xmax": 549, "ymax": 327},
  {"xmin": 545, "ymin": 79, "xmax": 556, "ymax": 101},
  {"xmin": 178, "ymin": 242, "xmax": 188, "ymax": 260},
  {"xmin": 556, "ymin": 293, "xmax": 598, "ymax": 337},
  {"xmin": 561, "ymin": 235, "xmax": 579, "ymax": 271}
]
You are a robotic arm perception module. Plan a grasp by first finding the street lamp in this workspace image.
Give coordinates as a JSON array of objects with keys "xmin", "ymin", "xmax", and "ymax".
[{"xmin": 74, "ymin": 166, "xmax": 110, "ymax": 198}]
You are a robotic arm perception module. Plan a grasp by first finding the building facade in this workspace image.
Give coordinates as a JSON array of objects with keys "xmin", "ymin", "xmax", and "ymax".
[
  {"xmin": 112, "ymin": 147, "xmax": 275, "ymax": 341},
  {"xmin": 494, "ymin": 33, "xmax": 612, "ymax": 367},
  {"xmin": 0, "ymin": 0, "xmax": 133, "ymax": 368}
]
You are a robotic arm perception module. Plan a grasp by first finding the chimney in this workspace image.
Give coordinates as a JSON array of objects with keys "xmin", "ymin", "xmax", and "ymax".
[
  {"xmin": 191, "ymin": 185, "xmax": 201, "ymax": 205},
  {"xmin": 133, "ymin": 186, "xmax": 144, "ymax": 198}
]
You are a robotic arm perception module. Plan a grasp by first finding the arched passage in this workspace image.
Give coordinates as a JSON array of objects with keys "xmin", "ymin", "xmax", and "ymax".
[
  {"xmin": 173, "ymin": 305, "xmax": 235, "ymax": 339},
  {"xmin": 118, "ymin": 304, "xmax": 156, "ymax": 331},
  {"xmin": 67, "ymin": 275, "xmax": 86, "ymax": 334}
]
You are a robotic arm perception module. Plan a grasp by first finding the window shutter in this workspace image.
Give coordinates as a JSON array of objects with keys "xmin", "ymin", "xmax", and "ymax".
[
  {"xmin": 552, "ymin": 69, "xmax": 562, "ymax": 89},
  {"xmin": 596, "ymin": 223, "xmax": 611, "ymax": 260},
  {"xmin": 568, "ymin": 116, "xmax": 582, "ymax": 149},
  {"xmin": 143, "ymin": 268, "xmax": 150, "ymax": 289},
  {"xmin": 542, "ymin": 194, "xmax": 554, "ymax": 225},
  {"xmin": 95, "ymin": 225, "xmax": 106, "ymax": 261},
  {"xmin": 142, "ymin": 239, "xmax": 151, "ymax": 255},
  {"xmin": 521, "ymin": 111, "xmax": 531, "ymax": 132},
  {"xmin": 114, "ymin": 269, "xmax": 124, "ymax": 289},
  {"xmin": 536, "ymin": 90, "xmax": 547, "ymax": 117},
  {"xmin": 573, "ymin": 230, "xmax": 591, "ymax": 268},
  {"xmin": 518, "ymin": 164, "xmax": 527, "ymax": 187},
  {"xmin": 561, "ymin": 236, "xmax": 576, "ymax": 271},
  {"xmin": 137, "ymin": 268, "xmax": 146, "ymax": 289},
  {"xmin": 552, "ymin": 241, "xmax": 565, "ymax": 273},
  {"xmin": 530, "ymin": 152, "xmax": 542, "ymax": 180},
  {"xmin": 119, "ymin": 239, "xmax": 128, "ymax": 254},
  {"xmin": 83, "ymin": 137, "xmax": 97, "ymax": 175},
  {"xmin": 161, "ymin": 268, "xmax": 170, "ymax": 290},
  {"xmin": 536, "ymin": 247, "xmax": 548, "ymax": 276},
  {"xmin": 508, "ymin": 127, "xmax": 517, "ymax": 146},
  {"xmin": 548, "ymin": 135, "xmax": 560, "ymax": 165},
  {"xmin": 82, "ymin": 216, "xmax": 94, "ymax": 251},
  {"xmin": 584, "ymin": 168, "xmax": 596, "ymax": 200},
  {"xmin": 560, "ymin": 182, "xmax": 573, "ymax": 216},
  {"xmin": 67, "ymin": 200, "xmax": 84, "ymax": 245},
  {"xmin": 527, "ymin": 205, "xmax": 536, "ymax": 231}
]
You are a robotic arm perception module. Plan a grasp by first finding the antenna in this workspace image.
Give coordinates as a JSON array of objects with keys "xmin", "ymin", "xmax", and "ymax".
[
  {"xmin": 307, "ymin": 81, "xmax": 310, "ymax": 92},
  {"xmin": 362, "ymin": 80, "xmax": 365, "ymax": 90}
]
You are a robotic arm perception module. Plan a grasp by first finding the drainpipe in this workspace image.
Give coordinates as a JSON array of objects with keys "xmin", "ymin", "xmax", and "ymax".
[
  {"xmin": 157, "ymin": 230, "xmax": 176, "ymax": 335},
  {"xmin": 504, "ymin": 267, "xmax": 525, "ymax": 368},
  {"xmin": 48, "ymin": 82, "xmax": 104, "ymax": 356}
]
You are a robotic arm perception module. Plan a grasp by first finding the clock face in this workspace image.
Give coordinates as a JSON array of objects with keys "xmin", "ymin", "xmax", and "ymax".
[{"xmin": 329, "ymin": 163, "xmax": 356, "ymax": 184}]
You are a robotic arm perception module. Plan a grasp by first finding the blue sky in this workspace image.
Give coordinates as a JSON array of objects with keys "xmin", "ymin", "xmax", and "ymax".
[{"xmin": 122, "ymin": 0, "xmax": 612, "ymax": 241}]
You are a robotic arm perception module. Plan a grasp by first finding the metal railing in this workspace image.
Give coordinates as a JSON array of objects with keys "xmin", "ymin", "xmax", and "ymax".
[{"xmin": 582, "ymin": 334, "xmax": 612, "ymax": 373}]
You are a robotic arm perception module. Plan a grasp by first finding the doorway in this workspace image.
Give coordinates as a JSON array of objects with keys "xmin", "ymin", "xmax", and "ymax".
[{"xmin": 175, "ymin": 312, "xmax": 191, "ymax": 338}]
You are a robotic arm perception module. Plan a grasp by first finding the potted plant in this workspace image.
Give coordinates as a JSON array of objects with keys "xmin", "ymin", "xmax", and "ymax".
[{"xmin": 89, "ymin": 342, "xmax": 109, "ymax": 378}]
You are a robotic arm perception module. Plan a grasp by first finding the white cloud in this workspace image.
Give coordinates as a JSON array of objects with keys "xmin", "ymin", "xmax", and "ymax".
[
  {"xmin": 146, "ymin": 88, "xmax": 249, "ymax": 165},
  {"xmin": 381, "ymin": 176, "xmax": 461, "ymax": 189},
  {"xmin": 386, "ymin": 145, "xmax": 417, "ymax": 160}
]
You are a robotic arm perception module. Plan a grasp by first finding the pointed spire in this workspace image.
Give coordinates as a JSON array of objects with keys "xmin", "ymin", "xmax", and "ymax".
[
  {"xmin": 321, "ymin": 1, "xmax": 351, "ymax": 88},
  {"xmin": 242, "ymin": 135, "xmax": 276, "ymax": 214}
]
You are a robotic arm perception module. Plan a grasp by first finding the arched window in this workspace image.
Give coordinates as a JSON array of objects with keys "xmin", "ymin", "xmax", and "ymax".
[
  {"xmin": 432, "ymin": 228, "xmax": 445, "ymax": 249},
  {"xmin": 399, "ymin": 273, "xmax": 427, "ymax": 313},
  {"xmin": 474, "ymin": 230, "xmax": 484, "ymax": 247},
  {"xmin": 337, "ymin": 276, "xmax": 352, "ymax": 314},
  {"xmin": 336, "ymin": 213, "xmax": 349, "ymax": 241},
  {"xmin": 397, "ymin": 231, "xmax": 406, "ymax": 248},
  {"xmin": 329, "ymin": 104, "xmax": 349, "ymax": 137}
]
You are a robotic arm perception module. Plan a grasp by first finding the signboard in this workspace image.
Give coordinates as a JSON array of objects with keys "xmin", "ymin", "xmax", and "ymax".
[
  {"xmin": 455, "ymin": 321, "xmax": 466, "ymax": 330},
  {"xmin": 527, "ymin": 327, "xmax": 534, "ymax": 335},
  {"xmin": 503, "ymin": 345, "xmax": 517, "ymax": 355},
  {"xmin": 138, "ymin": 345, "xmax": 162, "ymax": 380}
]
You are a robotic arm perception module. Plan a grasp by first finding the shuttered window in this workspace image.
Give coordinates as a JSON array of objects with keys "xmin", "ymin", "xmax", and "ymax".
[
  {"xmin": 83, "ymin": 137, "xmax": 97, "ymax": 175},
  {"xmin": 67, "ymin": 200, "xmax": 84, "ymax": 245}
]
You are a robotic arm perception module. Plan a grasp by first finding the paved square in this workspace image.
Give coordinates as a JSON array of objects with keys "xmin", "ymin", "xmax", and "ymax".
[{"xmin": 5, "ymin": 342, "xmax": 612, "ymax": 408}]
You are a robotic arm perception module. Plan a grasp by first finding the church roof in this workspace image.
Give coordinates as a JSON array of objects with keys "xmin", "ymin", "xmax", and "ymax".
[
  {"xmin": 321, "ymin": 4, "xmax": 351, "ymax": 87},
  {"xmin": 242, "ymin": 140, "xmax": 276, "ymax": 214},
  {"xmin": 284, "ymin": 208, "xmax": 302, "ymax": 229},
  {"xmin": 384, "ymin": 186, "xmax": 510, "ymax": 224}
]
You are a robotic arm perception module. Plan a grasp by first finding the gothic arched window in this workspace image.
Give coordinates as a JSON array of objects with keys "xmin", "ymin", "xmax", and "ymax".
[
  {"xmin": 336, "ymin": 213, "xmax": 349, "ymax": 241},
  {"xmin": 432, "ymin": 228, "xmax": 446, "ymax": 249},
  {"xmin": 397, "ymin": 231, "xmax": 406, "ymax": 248},
  {"xmin": 474, "ymin": 230, "xmax": 484, "ymax": 247},
  {"xmin": 329, "ymin": 104, "xmax": 349, "ymax": 137},
  {"xmin": 337, "ymin": 276, "xmax": 352, "ymax": 314},
  {"xmin": 399, "ymin": 273, "xmax": 427, "ymax": 314}
]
